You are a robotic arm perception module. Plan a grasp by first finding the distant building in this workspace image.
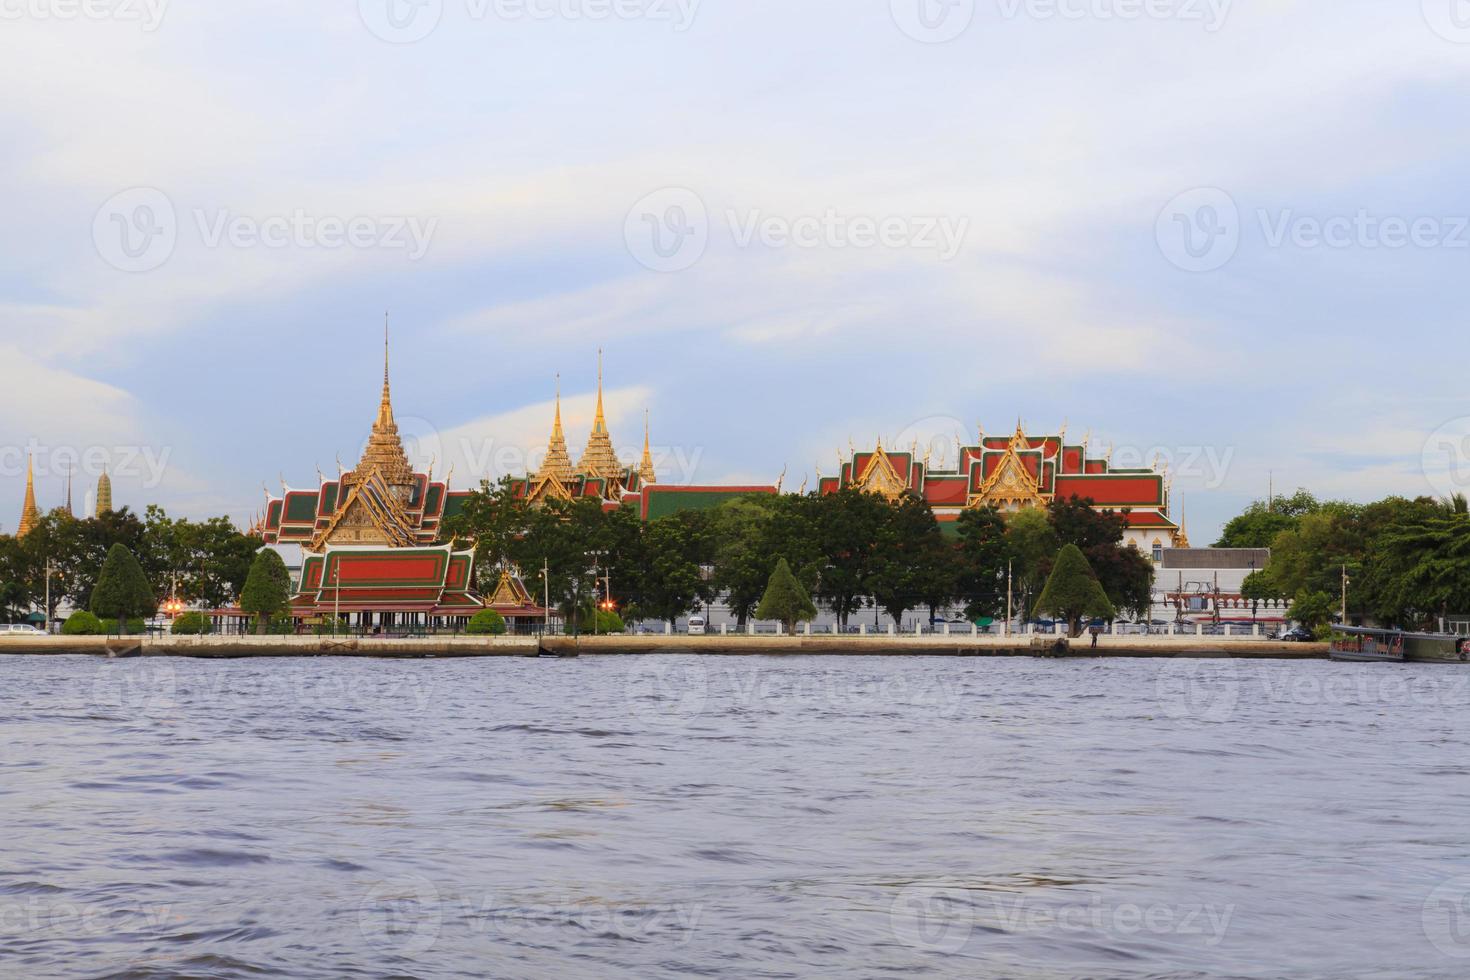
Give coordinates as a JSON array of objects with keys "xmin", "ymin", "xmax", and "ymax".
[
  {"xmin": 821, "ymin": 422, "xmax": 1182, "ymax": 551},
  {"xmin": 1153, "ymin": 547, "xmax": 1280, "ymax": 624}
]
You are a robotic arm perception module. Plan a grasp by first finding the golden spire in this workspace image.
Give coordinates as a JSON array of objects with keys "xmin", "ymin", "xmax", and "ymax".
[
  {"xmin": 352, "ymin": 314, "xmax": 415, "ymax": 488},
  {"xmin": 575, "ymin": 349, "xmax": 623, "ymax": 481},
  {"xmin": 1175, "ymin": 492, "xmax": 1191, "ymax": 548},
  {"xmin": 17, "ymin": 454, "xmax": 40, "ymax": 537},
  {"xmin": 95, "ymin": 465, "xmax": 112, "ymax": 516},
  {"xmin": 536, "ymin": 374, "xmax": 574, "ymax": 483},
  {"xmin": 637, "ymin": 408, "xmax": 656, "ymax": 485}
]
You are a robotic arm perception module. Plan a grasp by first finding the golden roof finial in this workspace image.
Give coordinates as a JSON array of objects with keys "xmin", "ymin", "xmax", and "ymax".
[
  {"xmin": 593, "ymin": 348, "xmax": 606, "ymax": 434},
  {"xmin": 17, "ymin": 454, "xmax": 40, "ymax": 538}
]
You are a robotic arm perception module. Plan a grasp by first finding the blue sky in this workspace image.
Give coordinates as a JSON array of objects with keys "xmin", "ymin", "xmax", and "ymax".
[{"xmin": 3, "ymin": 0, "xmax": 1469, "ymax": 542}]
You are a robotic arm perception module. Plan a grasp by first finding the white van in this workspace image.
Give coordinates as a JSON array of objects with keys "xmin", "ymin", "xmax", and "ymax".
[{"xmin": 687, "ymin": 615, "xmax": 706, "ymax": 636}]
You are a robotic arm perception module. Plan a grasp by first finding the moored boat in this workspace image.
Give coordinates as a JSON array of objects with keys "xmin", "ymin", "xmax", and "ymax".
[{"xmin": 1330, "ymin": 626, "xmax": 1470, "ymax": 663}]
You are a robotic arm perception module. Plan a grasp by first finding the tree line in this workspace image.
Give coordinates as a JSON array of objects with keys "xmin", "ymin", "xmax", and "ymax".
[
  {"xmin": 0, "ymin": 505, "xmax": 261, "ymax": 624},
  {"xmin": 441, "ymin": 480, "xmax": 1155, "ymax": 630},
  {"xmin": 1219, "ymin": 489, "xmax": 1470, "ymax": 630}
]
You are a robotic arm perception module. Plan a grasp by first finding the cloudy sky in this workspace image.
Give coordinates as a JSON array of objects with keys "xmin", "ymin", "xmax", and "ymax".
[{"xmin": 3, "ymin": 0, "xmax": 1468, "ymax": 541}]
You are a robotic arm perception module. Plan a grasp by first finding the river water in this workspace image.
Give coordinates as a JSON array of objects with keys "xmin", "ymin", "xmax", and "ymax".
[{"xmin": 3, "ymin": 654, "xmax": 1469, "ymax": 978}]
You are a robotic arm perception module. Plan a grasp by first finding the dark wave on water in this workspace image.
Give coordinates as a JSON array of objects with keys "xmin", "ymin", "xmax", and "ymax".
[{"xmin": 3, "ymin": 654, "xmax": 1469, "ymax": 978}]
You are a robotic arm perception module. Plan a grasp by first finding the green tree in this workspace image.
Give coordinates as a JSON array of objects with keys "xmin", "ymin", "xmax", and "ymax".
[
  {"xmin": 1214, "ymin": 490, "xmax": 1319, "ymax": 548},
  {"xmin": 170, "ymin": 611, "xmax": 212, "ymax": 635},
  {"xmin": 869, "ymin": 492, "xmax": 947, "ymax": 627},
  {"xmin": 631, "ymin": 511, "xmax": 713, "ymax": 628},
  {"xmin": 89, "ymin": 543, "xmax": 155, "ymax": 634},
  {"xmin": 755, "ymin": 557, "xmax": 817, "ymax": 633},
  {"xmin": 1033, "ymin": 543, "xmax": 1116, "ymax": 637},
  {"xmin": 1047, "ymin": 495, "xmax": 1154, "ymax": 620},
  {"xmin": 1005, "ymin": 507, "xmax": 1058, "ymax": 619},
  {"xmin": 1287, "ymin": 589, "xmax": 1336, "ymax": 630},
  {"xmin": 466, "ymin": 609, "xmax": 508, "ymax": 635},
  {"xmin": 239, "ymin": 548, "xmax": 292, "ymax": 635},
  {"xmin": 954, "ymin": 506, "xmax": 1011, "ymax": 621},
  {"xmin": 62, "ymin": 610, "xmax": 103, "ymax": 635},
  {"xmin": 813, "ymin": 489, "xmax": 888, "ymax": 628}
]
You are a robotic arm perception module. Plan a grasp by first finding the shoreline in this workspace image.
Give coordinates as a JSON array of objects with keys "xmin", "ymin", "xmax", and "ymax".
[{"xmin": 0, "ymin": 635, "xmax": 1328, "ymax": 659}]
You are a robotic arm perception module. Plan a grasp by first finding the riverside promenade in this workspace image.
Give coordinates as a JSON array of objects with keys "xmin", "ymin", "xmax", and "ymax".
[{"xmin": 0, "ymin": 634, "xmax": 1326, "ymax": 659}]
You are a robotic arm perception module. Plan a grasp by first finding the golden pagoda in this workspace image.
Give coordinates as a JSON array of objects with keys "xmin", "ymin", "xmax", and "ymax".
[
  {"xmin": 16, "ymin": 455, "xmax": 41, "ymax": 538},
  {"xmin": 346, "ymin": 320, "xmax": 416, "ymax": 495},
  {"xmin": 535, "ymin": 375, "xmax": 575, "ymax": 485},
  {"xmin": 96, "ymin": 466, "xmax": 112, "ymax": 516},
  {"xmin": 637, "ymin": 410, "xmax": 657, "ymax": 486},
  {"xmin": 574, "ymin": 349, "xmax": 623, "ymax": 482}
]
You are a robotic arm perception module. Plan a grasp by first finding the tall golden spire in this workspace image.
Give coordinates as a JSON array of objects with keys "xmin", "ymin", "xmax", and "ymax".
[
  {"xmin": 17, "ymin": 455, "xmax": 40, "ymax": 537},
  {"xmin": 575, "ymin": 349, "xmax": 622, "ymax": 481},
  {"xmin": 353, "ymin": 313, "xmax": 415, "ymax": 488},
  {"xmin": 638, "ymin": 409, "xmax": 657, "ymax": 485},
  {"xmin": 95, "ymin": 465, "xmax": 112, "ymax": 516},
  {"xmin": 536, "ymin": 374, "xmax": 574, "ymax": 484}
]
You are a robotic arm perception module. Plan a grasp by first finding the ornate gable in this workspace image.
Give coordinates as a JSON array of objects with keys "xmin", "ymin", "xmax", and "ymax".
[
  {"xmin": 311, "ymin": 469, "xmax": 418, "ymax": 550},
  {"xmin": 853, "ymin": 442, "xmax": 909, "ymax": 501},
  {"xmin": 969, "ymin": 425, "xmax": 1044, "ymax": 512}
]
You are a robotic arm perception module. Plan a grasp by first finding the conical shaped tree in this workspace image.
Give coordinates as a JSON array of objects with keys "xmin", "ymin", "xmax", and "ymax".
[
  {"xmin": 89, "ymin": 543, "xmax": 155, "ymax": 635},
  {"xmin": 755, "ymin": 557, "xmax": 817, "ymax": 634},
  {"xmin": 1033, "ymin": 543, "xmax": 1116, "ymax": 637},
  {"xmin": 240, "ymin": 548, "xmax": 292, "ymax": 635}
]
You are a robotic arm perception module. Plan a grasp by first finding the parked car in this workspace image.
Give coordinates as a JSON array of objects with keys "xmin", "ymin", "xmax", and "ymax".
[
  {"xmin": 0, "ymin": 623, "xmax": 44, "ymax": 635},
  {"xmin": 1274, "ymin": 626, "xmax": 1315, "ymax": 642},
  {"xmin": 687, "ymin": 615, "xmax": 706, "ymax": 636}
]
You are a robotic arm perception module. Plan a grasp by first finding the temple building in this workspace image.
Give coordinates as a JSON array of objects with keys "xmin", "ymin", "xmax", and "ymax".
[
  {"xmin": 821, "ymin": 423, "xmax": 1183, "ymax": 556},
  {"xmin": 255, "ymin": 330, "xmax": 544, "ymax": 631}
]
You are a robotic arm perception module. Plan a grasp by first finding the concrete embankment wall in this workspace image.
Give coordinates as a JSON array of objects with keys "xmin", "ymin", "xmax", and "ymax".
[{"xmin": 0, "ymin": 635, "xmax": 1327, "ymax": 659}]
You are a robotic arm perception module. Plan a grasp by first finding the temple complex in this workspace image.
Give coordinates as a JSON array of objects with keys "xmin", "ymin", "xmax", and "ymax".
[{"xmin": 822, "ymin": 423, "xmax": 1183, "ymax": 555}]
